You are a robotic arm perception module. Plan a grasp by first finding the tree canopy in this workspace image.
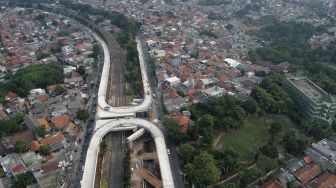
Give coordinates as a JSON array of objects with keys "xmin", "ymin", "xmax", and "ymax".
[
  {"xmin": 3, "ymin": 63, "xmax": 64, "ymax": 97},
  {"xmin": 39, "ymin": 144, "xmax": 51, "ymax": 156},
  {"xmin": 185, "ymin": 152, "xmax": 220, "ymax": 187},
  {"xmin": 12, "ymin": 171, "xmax": 37, "ymax": 188},
  {"xmin": 15, "ymin": 141, "xmax": 29, "ymax": 153},
  {"xmin": 163, "ymin": 118, "xmax": 188, "ymax": 145},
  {"xmin": 77, "ymin": 109, "xmax": 89, "ymax": 121}
]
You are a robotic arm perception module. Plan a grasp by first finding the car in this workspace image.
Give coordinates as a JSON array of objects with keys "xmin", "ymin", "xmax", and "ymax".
[
  {"xmin": 81, "ymin": 166, "xmax": 85, "ymax": 171},
  {"xmin": 167, "ymin": 149, "xmax": 170, "ymax": 155},
  {"xmin": 93, "ymin": 94, "xmax": 96, "ymax": 98},
  {"xmin": 103, "ymin": 106, "xmax": 110, "ymax": 111}
]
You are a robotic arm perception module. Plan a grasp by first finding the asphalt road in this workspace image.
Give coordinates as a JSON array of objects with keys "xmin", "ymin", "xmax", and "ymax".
[
  {"xmin": 107, "ymin": 132, "xmax": 125, "ymax": 188},
  {"xmin": 138, "ymin": 33, "xmax": 184, "ymax": 188}
]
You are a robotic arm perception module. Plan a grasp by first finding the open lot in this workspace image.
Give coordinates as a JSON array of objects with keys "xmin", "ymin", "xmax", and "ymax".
[{"xmin": 220, "ymin": 115, "xmax": 292, "ymax": 161}]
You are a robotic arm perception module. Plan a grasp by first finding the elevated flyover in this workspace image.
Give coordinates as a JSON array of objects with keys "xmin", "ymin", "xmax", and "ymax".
[
  {"xmin": 82, "ymin": 118, "xmax": 174, "ymax": 188},
  {"xmin": 96, "ymin": 33, "xmax": 152, "ymax": 118}
]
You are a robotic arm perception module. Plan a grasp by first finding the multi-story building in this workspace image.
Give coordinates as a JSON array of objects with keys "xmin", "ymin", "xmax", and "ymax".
[{"xmin": 284, "ymin": 77, "xmax": 336, "ymax": 125}]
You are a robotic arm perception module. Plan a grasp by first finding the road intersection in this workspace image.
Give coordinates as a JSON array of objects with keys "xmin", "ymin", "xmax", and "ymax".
[{"xmin": 82, "ymin": 32, "xmax": 175, "ymax": 188}]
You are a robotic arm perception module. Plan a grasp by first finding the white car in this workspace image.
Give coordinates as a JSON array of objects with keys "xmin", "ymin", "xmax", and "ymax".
[{"xmin": 167, "ymin": 149, "xmax": 170, "ymax": 155}]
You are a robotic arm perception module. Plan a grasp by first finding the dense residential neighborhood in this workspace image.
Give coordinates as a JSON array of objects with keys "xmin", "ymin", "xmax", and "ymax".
[
  {"xmin": 0, "ymin": 0, "xmax": 336, "ymax": 187},
  {"xmin": 0, "ymin": 7, "xmax": 98, "ymax": 187}
]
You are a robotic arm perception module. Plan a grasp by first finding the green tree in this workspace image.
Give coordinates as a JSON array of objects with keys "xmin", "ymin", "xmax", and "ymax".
[
  {"xmin": 238, "ymin": 168, "xmax": 262, "ymax": 187},
  {"xmin": 77, "ymin": 109, "xmax": 89, "ymax": 121},
  {"xmin": 260, "ymin": 141, "xmax": 278, "ymax": 159},
  {"xmin": 178, "ymin": 144, "xmax": 196, "ymax": 165},
  {"xmin": 186, "ymin": 152, "xmax": 219, "ymax": 187},
  {"xmin": 269, "ymin": 121, "xmax": 282, "ymax": 136},
  {"xmin": 39, "ymin": 144, "xmax": 51, "ymax": 156},
  {"xmin": 101, "ymin": 139, "xmax": 108, "ymax": 153},
  {"xmin": 54, "ymin": 85, "xmax": 67, "ymax": 95},
  {"xmin": 283, "ymin": 129, "xmax": 308, "ymax": 155},
  {"xmin": 213, "ymin": 149, "xmax": 240, "ymax": 174},
  {"xmin": 15, "ymin": 141, "xmax": 29, "ymax": 153},
  {"xmin": 163, "ymin": 118, "xmax": 188, "ymax": 145},
  {"xmin": 198, "ymin": 114, "xmax": 215, "ymax": 130},
  {"xmin": 257, "ymin": 155, "xmax": 277, "ymax": 172},
  {"xmin": 35, "ymin": 126, "xmax": 47, "ymax": 138},
  {"xmin": 12, "ymin": 171, "xmax": 37, "ymax": 188},
  {"xmin": 122, "ymin": 151, "xmax": 131, "ymax": 188},
  {"xmin": 4, "ymin": 63, "xmax": 64, "ymax": 97},
  {"xmin": 241, "ymin": 99, "xmax": 258, "ymax": 114},
  {"xmin": 225, "ymin": 24, "xmax": 233, "ymax": 31}
]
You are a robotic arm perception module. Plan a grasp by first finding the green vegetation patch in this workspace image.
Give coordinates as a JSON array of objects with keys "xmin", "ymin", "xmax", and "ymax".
[
  {"xmin": 3, "ymin": 63, "xmax": 64, "ymax": 97},
  {"xmin": 220, "ymin": 116, "xmax": 289, "ymax": 161}
]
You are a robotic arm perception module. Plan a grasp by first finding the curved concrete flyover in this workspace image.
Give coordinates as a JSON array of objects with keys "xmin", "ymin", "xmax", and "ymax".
[
  {"xmin": 82, "ymin": 118, "xmax": 175, "ymax": 188},
  {"xmin": 94, "ymin": 33, "xmax": 152, "ymax": 118}
]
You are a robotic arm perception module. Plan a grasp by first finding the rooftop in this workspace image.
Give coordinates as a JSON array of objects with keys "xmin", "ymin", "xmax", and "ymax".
[
  {"xmin": 293, "ymin": 163, "xmax": 321, "ymax": 185},
  {"xmin": 288, "ymin": 77, "xmax": 327, "ymax": 103}
]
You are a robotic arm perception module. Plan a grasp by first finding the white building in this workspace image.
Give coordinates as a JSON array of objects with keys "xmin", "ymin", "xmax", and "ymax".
[{"xmin": 165, "ymin": 76, "xmax": 181, "ymax": 86}]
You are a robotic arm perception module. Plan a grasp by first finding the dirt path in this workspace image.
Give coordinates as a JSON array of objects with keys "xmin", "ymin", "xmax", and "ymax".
[{"xmin": 212, "ymin": 133, "xmax": 223, "ymax": 149}]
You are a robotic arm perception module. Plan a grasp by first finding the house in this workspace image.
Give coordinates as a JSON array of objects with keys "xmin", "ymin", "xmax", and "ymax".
[
  {"xmin": 261, "ymin": 179, "xmax": 284, "ymax": 188},
  {"xmin": 51, "ymin": 114, "xmax": 70, "ymax": 130},
  {"xmin": 277, "ymin": 170, "xmax": 296, "ymax": 186},
  {"xmin": 36, "ymin": 93, "xmax": 49, "ymax": 103},
  {"xmin": 203, "ymin": 86, "xmax": 225, "ymax": 97},
  {"xmin": 12, "ymin": 130, "xmax": 35, "ymax": 144},
  {"xmin": 224, "ymin": 58, "xmax": 241, "ymax": 68},
  {"xmin": 51, "ymin": 105, "xmax": 68, "ymax": 117},
  {"xmin": 67, "ymin": 95, "xmax": 82, "ymax": 116},
  {"xmin": 36, "ymin": 118, "xmax": 50, "ymax": 130},
  {"xmin": 198, "ymin": 78, "xmax": 216, "ymax": 90},
  {"xmin": 23, "ymin": 115, "xmax": 40, "ymax": 131},
  {"xmin": 165, "ymin": 76, "xmax": 181, "ymax": 86},
  {"xmin": 11, "ymin": 163, "xmax": 27, "ymax": 176},
  {"xmin": 5, "ymin": 92, "xmax": 17, "ymax": 101},
  {"xmin": 293, "ymin": 163, "xmax": 321, "ymax": 185},
  {"xmin": 30, "ymin": 140, "xmax": 41, "ymax": 151},
  {"xmin": 40, "ymin": 160, "xmax": 60, "ymax": 174},
  {"xmin": 286, "ymin": 157, "xmax": 306, "ymax": 173},
  {"xmin": 40, "ymin": 132, "xmax": 65, "ymax": 152},
  {"xmin": 21, "ymin": 152, "xmax": 42, "ymax": 171},
  {"xmin": 0, "ymin": 153, "xmax": 25, "ymax": 176},
  {"xmin": 307, "ymin": 172, "xmax": 336, "ymax": 188},
  {"xmin": 171, "ymin": 113, "xmax": 190, "ymax": 133},
  {"xmin": 0, "ymin": 110, "xmax": 8, "ymax": 120},
  {"xmin": 47, "ymin": 84, "xmax": 65, "ymax": 94}
]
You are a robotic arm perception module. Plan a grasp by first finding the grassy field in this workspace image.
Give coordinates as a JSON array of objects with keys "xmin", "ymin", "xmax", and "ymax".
[{"xmin": 220, "ymin": 115, "xmax": 292, "ymax": 161}]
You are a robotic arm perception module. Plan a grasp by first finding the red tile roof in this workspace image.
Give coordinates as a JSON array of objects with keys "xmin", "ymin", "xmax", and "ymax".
[
  {"xmin": 261, "ymin": 179, "xmax": 285, "ymax": 188},
  {"xmin": 75, "ymin": 43, "xmax": 86, "ymax": 50},
  {"xmin": 172, "ymin": 114, "xmax": 190, "ymax": 133},
  {"xmin": 40, "ymin": 132, "xmax": 64, "ymax": 145},
  {"xmin": 30, "ymin": 140, "xmax": 40, "ymax": 151},
  {"xmin": 47, "ymin": 84, "xmax": 65, "ymax": 92},
  {"xmin": 303, "ymin": 156, "xmax": 313, "ymax": 164},
  {"xmin": 309, "ymin": 172, "xmax": 336, "ymax": 188},
  {"xmin": 40, "ymin": 160, "xmax": 59, "ymax": 174},
  {"xmin": 36, "ymin": 118, "xmax": 50, "ymax": 129},
  {"xmin": 294, "ymin": 163, "xmax": 321, "ymax": 185},
  {"xmin": 12, "ymin": 130, "xmax": 34, "ymax": 144},
  {"xmin": 11, "ymin": 163, "xmax": 27, "ymax": 175},
  {"xmin": 5, "ymin": 92, "xmax": 17, "ymax": 100},
  {"xmin": 36, "ymin": 93, "xmax": 49, "ymax": 102},
  {"xmin": 51, "ymin": 115, "xmax": 70, "ymax": 129}
]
